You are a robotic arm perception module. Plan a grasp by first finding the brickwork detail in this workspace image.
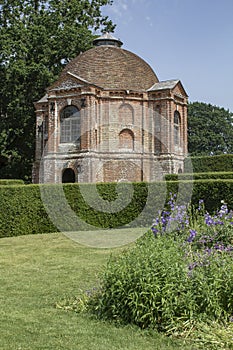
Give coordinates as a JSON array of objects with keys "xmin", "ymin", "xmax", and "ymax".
[{"xmin": 33, "ymin": 36, "xmax": 188, "ymax": 184}]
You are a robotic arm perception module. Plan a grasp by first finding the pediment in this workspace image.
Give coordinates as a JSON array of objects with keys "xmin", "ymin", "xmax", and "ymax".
[
  {"xmin": 148, "ymin": 79, "xmax": 188, "ymax": 98},
  {"xmin": 172, "ymin": 81, "xmax": 188, "ymax": 98},
  {"xmin": 48, "ymin": 74, "xmax": 85, "ymax": 92}
]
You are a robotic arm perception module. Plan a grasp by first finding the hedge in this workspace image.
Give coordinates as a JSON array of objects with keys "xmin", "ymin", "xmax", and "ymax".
[
  {"xmin": 0, "ymin": 180, "xmax": 232, "ymax": 238},
  {"xmin": 184, "ymin": 154, "xmax": 233, "ymax": 173},
  {"xmin": 165, "ymin": 172, "xmax": 233, "ymax": 181},
  {"xmin": 0, "ymin": 184, "xmax": 57, "ymax": 237},
  {"xmin": 0, "ymin": 179, "xmax": 24, "ymax": 185}
]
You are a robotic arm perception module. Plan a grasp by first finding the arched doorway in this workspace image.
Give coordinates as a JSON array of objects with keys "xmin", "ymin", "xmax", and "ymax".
[{"xmin": 62, "ymin": 168, "xmax": 75, "ymax": 183}]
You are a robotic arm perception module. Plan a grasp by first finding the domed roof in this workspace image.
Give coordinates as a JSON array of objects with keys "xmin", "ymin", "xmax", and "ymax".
[{"xmin": 62, "ymin": 35, "xmax": 159, "ymax": 91}]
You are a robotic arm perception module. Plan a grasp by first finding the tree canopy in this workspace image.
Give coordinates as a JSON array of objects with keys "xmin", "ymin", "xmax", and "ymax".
[
  {"xmin": 188, "ymin": 102, "xmax": 233, "ymax": 156},
  {"xmin": 0, "ymin": 0, "xmax": 115, "ymax": 181}
]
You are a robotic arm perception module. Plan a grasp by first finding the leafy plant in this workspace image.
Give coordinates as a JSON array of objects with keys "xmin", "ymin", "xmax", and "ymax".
[
  {"xmin": 65, "ymin": 196, "xmax": 233, "ymax": 343},
  {"xmin": 184, "ymin": 154, "xmax": 233, "ymax": 173},
  {"xmin": 0, "ymin": 0, "xmax": 115, "ymax": 181},
  {"xmin": 188, "ymin": 102, "xmax": 233, "ymax": 156}
]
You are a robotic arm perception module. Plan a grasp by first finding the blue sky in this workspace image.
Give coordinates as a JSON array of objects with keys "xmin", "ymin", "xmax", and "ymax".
[{"xmin": 101, "ymin": 0, "xmax": 233, "ymax": 112}]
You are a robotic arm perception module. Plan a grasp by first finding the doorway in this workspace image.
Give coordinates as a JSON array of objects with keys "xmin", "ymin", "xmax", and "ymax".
[{"xmin": 62, "ymin": 168, "xmax": 75, "ymax": 183}]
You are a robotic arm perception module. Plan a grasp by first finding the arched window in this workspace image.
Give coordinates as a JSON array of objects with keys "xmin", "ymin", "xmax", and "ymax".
[
  {"xmin": 60, "ymin": 105, "xmax": 80, "ymax": 144},
  {"xmin": 119, "ymin": 104, "xmax": 134, "ymax": 125},
  {"xmin": 174, "ymin": 111, "xmax": 180, "ymax": 146},
  {"xmin": 43, "ymin": 116, "xmax": 48, "ymax": 141},
  {"xmin": 154, "ymin": 137, "xmax": 162, "ymax": 154},
  {"xmin": 154, "ymin": 105, "xmax": 162, "ymax": 154},
  {"xmin": 62, "ymin": 168, "xmax": 75, "ymax": 183},
  {"xmin": 119, "ymin": 129, "xmax": 134, "ymax": 150}
]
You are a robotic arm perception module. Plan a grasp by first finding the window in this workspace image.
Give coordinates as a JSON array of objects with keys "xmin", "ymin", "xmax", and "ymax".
[
  {"xmin": 43, "ymin": 116, "xmax": 48, "ymax": 140},
  {"xmin": 174, "ymin": 110, "xmax": 180, "ymax": 146},
  {"xmin": 119, "ymin": 129, "xmax": 134, "ymax": 150},
  {"xmin": 119, "ymin": 104, "xmax": 134, "ymax": 125},
  {"xmin": 154, "ymin": 137, "xmax": 162, "ymax": 154},
  {"xmin": 154, "ymin": 106, "xmax": 161, "ymax": 154},
  {"xmin": 60, "ymin": 106, "xmax": 80, "ymax": 144}
]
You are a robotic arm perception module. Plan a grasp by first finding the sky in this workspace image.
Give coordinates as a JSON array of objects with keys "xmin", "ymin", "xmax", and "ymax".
[{"xmin": 100, "ymin": 0, "xmax": 233, "ymax": 112}]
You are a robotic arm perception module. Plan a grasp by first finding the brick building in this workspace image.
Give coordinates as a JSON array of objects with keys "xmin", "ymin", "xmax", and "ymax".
[{"xmin": 33, "ymin": 33, "xmax": 188, "ymax": 183}]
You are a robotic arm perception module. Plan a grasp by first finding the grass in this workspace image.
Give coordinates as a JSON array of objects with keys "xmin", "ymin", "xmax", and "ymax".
[
  {"xmin": 64, "ymin": 226, "xmax": 147, "ymax": 248},
  {"xmin": 0, "ymin": 231, "xmax": 198, "ymax": 350}
]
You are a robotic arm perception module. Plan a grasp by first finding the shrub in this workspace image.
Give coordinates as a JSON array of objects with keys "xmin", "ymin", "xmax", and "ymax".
[
  {"xmin": 62, "ymin": 182, "xmax": 151, "ymax": 229},
  {"xmin": 165, "ymin": 171, "xmax": 233, "ymax": 181},
  {"xmin": 72, "ymin": 198, "xmax": 233, "ymax": 334},
  {"xmin": 184, "ymin": 154, "xmax": 233, "ymax": 173},
  {"xmin": 0, "ymin": 179, "xmax": 24, "ymax": 185},
  {"xmin": 0, "ymin": 180, "xmax": 233, "ymax": 237},
  {"xmin": 0, "ymin": 184, "xmax": 56, "ymax": 237},
  {"xmin": 189, "ymin": 179, "xmax": 233, "ymax": 212},
  {"xmin": 151, "ymin": 196, "xmax": 233, "ymax": 322},
  {"xmin": 90, "ymin": 233, "xmax": 192, "ymax": 331}
]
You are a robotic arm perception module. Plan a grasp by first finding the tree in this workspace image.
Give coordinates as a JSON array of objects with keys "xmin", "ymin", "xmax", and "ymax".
[
  {"xmin": 0, "ymin": 0, "xmax": 115, "ymax": 181},
  {"xmin": 188, "ymin": 102, "xmax": 233, "ymax": 156}
]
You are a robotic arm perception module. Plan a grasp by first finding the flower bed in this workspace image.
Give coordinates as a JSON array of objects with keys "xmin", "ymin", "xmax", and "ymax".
[{"xmin": 61, "ymin": 195, "xmax": 233, "ymax": 348}]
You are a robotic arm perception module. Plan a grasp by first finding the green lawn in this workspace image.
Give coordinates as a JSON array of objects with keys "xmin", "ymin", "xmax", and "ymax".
[{"xmin": 0, "ymin": 232, "xmax": 198, "ymax": 350}]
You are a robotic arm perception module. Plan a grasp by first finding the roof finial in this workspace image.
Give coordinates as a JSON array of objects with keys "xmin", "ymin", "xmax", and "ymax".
[{"xmin": 93, "ymin": 33, "xmax": 123, "ymax": 47}]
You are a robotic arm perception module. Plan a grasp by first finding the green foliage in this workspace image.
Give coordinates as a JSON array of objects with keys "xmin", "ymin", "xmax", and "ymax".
[
  {"xmin": 0, "ymin": 182, "xmax": 150, "ymax": 237},
  {"xmin": 178, "ymin": 179, "xmax": 233, "ymax": 213},
  {"xmin": 0, "ymin": 179, "xmax": 24, "ymax": 185},
  {"xmin": 0, "ymin": 184, "xmax": 57, "ymax": 237},
  {"xmin": 189, "ymin": 321, "xmax": 233, "ymax": 350},
  {"xmin": 89, "ymin": 233, "xmax": 191, "ymax": 331},
  {"xmin": 0, "ymin": 233, "xmax": 198, "ymax": 350},
  {"xmin": 0, "ymin": 180, "xmax": 233, "ymax": 237},
  {"xmin": 73, "ymin": 232, "xmax": 233, "ymax": 333},
  {"xmin": 165, "ymin": 171, "xmax": 233, "ymax": 181},
  {"xmin": 70, "ymin": 200, "xmax": 233, "ymax": 340},
  {"xmin": 63, "ymin": 182, "xmax": 152, "ymax": 229},
  {"xmin": 188, "ymin": 102, "xmax": 233, "ymax": 156},
  {"xmin": 0, "ymin": 0, "xmax": 115, "ymax": 181},
  {"xmin": 184, "ymin": 154, "xmax": 233, "ymax": 173},
  {"xmin": 187, "ymin": 252, "xmax": 233, "ymax": 319}
]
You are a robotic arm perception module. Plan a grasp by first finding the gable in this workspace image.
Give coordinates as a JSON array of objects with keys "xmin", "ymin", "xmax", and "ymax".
[
  {"xmin": 172, "ymin": 81, "xmax": 188, "ymax": 98},
  {"xmin": 148, "ymin": 79, "xmax": 188, "ymax": 98},
  {"xmin": 48, "ymin": 74, "xmax": 85, "ymax": 92}
]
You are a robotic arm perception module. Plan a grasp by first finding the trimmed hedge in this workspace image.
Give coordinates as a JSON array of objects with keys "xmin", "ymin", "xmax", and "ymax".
[
  {"xmin": 165, "ymin": 172, "xmax": 233, "ymax": 181},
  {"xmin": 0, "ymin": 185, "xmax": 57, "ymax": 237},
  {"xmin": 184, "ymin": 179, "xmax": 233, "ymax": 213},
  {"xmin": 0, "ymin": 180, "xmax": 232, "ymax": 238},
  {"xmin": 0, "ymin": 179, "xmax": 24, "ymax": 185},
  {"xmin": 0, "ymin": 180, "xmax": 233, "ymax": 237},
  {"xmin": 184, "ymin": 154, "xmax": 233, "ymax": 173}
]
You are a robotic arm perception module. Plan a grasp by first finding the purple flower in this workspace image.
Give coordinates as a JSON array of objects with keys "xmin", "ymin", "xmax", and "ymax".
[
  {"xmin": 226, "ymin": 246, "xmax": 233, "ymax": 252},
  {"xmin": 161, "ymin": 217, "xmax": 167, "ymax": 225},
  {"xmin": 219, "ymin": 202, "xmax": 228, "ymax": 216},
  {"xmin": 152, "ymin": 226, "xmax": 159, "ymax": 236},
  {"xmin": 204, "ymin": 247, "xmax": 212, "ymax": 255},
  {"xmin": 188, "ymin": 261, "xmax": 198, "ymax": 270},
  {"xmin": 198, "ymin": 199, "xmax": 204, "ymax": 211},
  {"xmin": 205, "ymin": 213, "xmax": 214, "ymax": 226},
  {"xmin": 187, "ymin": 229, "xmax": 197, "ymax": 243},
  {"xmin": 153, "ymin": 218, "xmax": 160, "ymax": 225}
]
